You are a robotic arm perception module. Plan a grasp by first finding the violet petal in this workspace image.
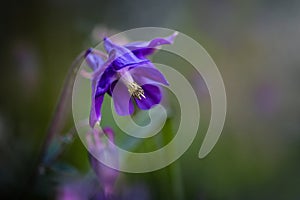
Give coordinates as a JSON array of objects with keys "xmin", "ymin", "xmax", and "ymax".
[
  {"xmin": 125, "ymin": 32, "xmax": 178, "ymax": 58},
  {"xmin": 111, "ymin": 80, "xmax": 134, "ymax": 115},
  {"xmin": 87, "ymin": 127, "xmax": 119, "ymax": 198},
  {"xmin": 130, "ymin": 64, "xmax": 169, "ymax": 86},
  {"xmin": 104, "ymin": 37, "xmax": 149, "ymax": 71},
  {"xmin": 135, "ymin": 84, "xmax": 162, "ymax": 110},
  {"xmin": 92, "ymin": 49, "xmax": 117, "ymax": 78},
  {"xmin": 89, "ymin": 80, "xmax": 105, "ymax": 127},
  {"xmin": 89, "ymin": 68, "xmax": 116, "ymax": 127},
  {"xmin": 85, "ymin": 48, "xmax": 105, "ymax": 71}
]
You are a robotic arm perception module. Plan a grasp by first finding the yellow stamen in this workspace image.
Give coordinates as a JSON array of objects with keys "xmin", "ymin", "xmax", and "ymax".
[{"xmin": 127, "ymin": 82, "xmax": 146, "ymax": 100}]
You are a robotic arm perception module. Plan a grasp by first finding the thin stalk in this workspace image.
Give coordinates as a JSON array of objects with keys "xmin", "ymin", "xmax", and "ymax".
[
  {"xmin": 39, "ymin": 51, "xmax": 85, "ymax": 169},
  {"xmin": 26, "ymin": 51, "xmax": 85, "ymax": 195},
  {"xmin": 170, "ymin": 160, "xmax": 185, "ymax": 200}
]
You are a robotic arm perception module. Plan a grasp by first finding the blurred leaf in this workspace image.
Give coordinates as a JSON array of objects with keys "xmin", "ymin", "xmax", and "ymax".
[
  {"xmin": 43, "ymin": 132, "xmax": 75, "ymax": 165},
  {"xmin": 50, "ymin": 162, "xmax": 79, "ymax": 176}
]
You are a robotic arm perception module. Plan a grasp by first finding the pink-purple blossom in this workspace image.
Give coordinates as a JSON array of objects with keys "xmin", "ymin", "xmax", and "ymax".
[
  {"xmin": 87, "ymin": 127, "xmax": 119, "ymax": 198},
  {"xmin": 84, "ymin": 32, "xmax": 177, "ymax": 127}
]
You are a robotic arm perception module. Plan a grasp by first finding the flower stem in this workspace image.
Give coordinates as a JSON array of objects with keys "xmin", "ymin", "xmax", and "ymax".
[
  {"xmin": 27, "ymin": 51, "xmax": 85, "ymax": 195},
  {"xmin": 39, "ymin": 51, "xmax": 85, "ymax": 168}
]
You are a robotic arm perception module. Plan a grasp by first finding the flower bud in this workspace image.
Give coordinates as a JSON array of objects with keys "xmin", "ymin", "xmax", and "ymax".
[{"xmin": 87, "ymin": 127, "xmax": 119, "ymax": 198}]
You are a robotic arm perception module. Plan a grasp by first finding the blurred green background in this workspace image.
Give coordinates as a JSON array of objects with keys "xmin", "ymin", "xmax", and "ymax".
[{"xmin": 1, "ymin": 0, "xmax": 300, "ymax": 199}]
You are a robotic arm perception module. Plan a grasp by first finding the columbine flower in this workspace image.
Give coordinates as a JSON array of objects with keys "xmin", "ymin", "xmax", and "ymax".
[
  {"xmin": 87, "ymin": 127, "xmax": 119, "ymax": 198},
  {"xmin": 84, "ymin": 32, "xmax": 178, "ymax": 127}
]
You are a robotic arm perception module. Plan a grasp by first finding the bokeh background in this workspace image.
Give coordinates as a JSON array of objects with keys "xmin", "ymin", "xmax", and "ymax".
[{"xmin": 1, "ymin": 0, "xmax": 300, "ymax": 199}]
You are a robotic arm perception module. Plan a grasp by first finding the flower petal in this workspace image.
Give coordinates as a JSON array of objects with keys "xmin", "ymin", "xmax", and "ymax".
[
  {"xmin": 85, "ymin": 48, "xmax": 105, "ymax": 71},
  {"xmin": 91, "ymin": 49, "xmax": 116, "ymax": 79},
  {"xmin": 87, "ymin": 127, "xmax": 119, "ymax": 198},
  {"xmin": 104, "ymin": 37, "xmax": 149, "ymax": 71},
  {"xmin": 111, "ymin": 80, "xmax": 134, "ymax": 116},
  {"xmin": 125, "ymin": 32, "xmax": 178, "ymax": 58},
  {"xmin": 135, "ymin": 84, "xmax": 162, "ymax": 110},
  {"xmin": 89, "ymin": 67, "xmax": 117, "ymax": 127},
  {"xmin": 89, "ymin": 80, "xmax": 105, "ymax": 127},
  {"xmin": 96, "ymin": 66, "xmax": 117, "ymax": 90},
  {"xmin": 130, "ymin": 64, "xmax": 169, "ymax": 86}
]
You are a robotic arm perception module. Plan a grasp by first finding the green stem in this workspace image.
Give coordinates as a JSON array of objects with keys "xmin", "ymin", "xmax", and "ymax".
[{"xmin": 170, "ymin": 160, "xmax": 185, "ymax": 200}]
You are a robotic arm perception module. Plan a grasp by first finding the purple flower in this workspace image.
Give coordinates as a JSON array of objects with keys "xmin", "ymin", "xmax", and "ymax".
[
  {"xmin": 84, "ymin": 32, "xmax": 178, "ymax": 127},
  {"xmin": 87, "ymin": 127, "xmax": 119, "ymax": 198},
  {"xmin": 56, "ymin": 179, "xmax": 95, "ymax": 200}
]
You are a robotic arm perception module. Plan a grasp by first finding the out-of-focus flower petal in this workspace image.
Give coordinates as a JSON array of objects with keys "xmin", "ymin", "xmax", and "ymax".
[
  {"xmin": 56, "ymin": 178, "xmax": 99, "ymax": 200},
  {"xmin": 135, "ymin": 84, "xmax": 162, "ymax": 110},
  {"xmin": 85, "ymin": 48, "xmax": 105, "ymax": 71},
  {"xmin": 87, "ymin": 127, "xmax": 119, "ymax": 199}
]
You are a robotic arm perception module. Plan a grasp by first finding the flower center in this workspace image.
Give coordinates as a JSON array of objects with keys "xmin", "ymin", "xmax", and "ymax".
[
  {"xmin": 127, "ymin": 82, "xmax": 146, "ymax": 100},
  {"xmin": 119, "ymin": 71, "xmax": 146, "ymax": 100}
]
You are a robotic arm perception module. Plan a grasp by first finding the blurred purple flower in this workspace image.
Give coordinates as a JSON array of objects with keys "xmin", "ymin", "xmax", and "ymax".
[
  {"xmin": 87, "ymin": 127, "xmax": 119, "ymax": 198},
  {"xmin": 254, "ymin": 82, "xmax": 279, "ymax": 116},
  {"xmin": 121, "ymin": 182, "xmax": 151, "ymax": 200},
  {"xmin": 56, "ymin": 179, "xmax": 94, "ymax": 200},
  {"xmin": 12, "ymin": 40, "xmax": 40, "ymax": 97},
  {"xmin": 84, "ymin": 32, "xmax": 178, "ymax": 127},
  {"xmin": 56, "ymin": 183, "xmax": 82, "ymax": 200}
]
